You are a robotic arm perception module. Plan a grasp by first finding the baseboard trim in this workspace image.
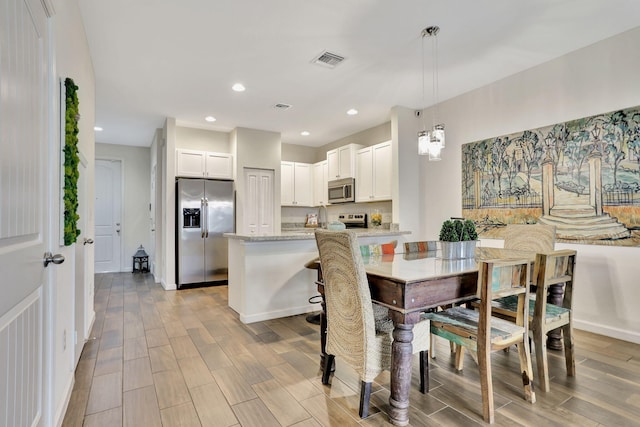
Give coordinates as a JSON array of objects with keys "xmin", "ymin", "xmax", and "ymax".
[
  {"xmin": 160, "ymin": 278, "xmax": 177, "ymax": 291},
  {"xmin": 237, "ymin": 304, "xmax": 320, "ymax": 324},
  {"xmin": 574, "ymin": 319, "xmax": 640, "ymax": 344},
  {"xmin": 55, "ymin": 375, "xmax": 75, "ymax": 427}
]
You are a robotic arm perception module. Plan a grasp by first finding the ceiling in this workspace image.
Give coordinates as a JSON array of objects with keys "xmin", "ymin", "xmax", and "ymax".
[{"xmin": 78, "ymin": 0, "xmax": 640, "ymax": 148}]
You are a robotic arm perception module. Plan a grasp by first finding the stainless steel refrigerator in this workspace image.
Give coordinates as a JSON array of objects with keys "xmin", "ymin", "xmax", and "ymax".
[{"xmin": 176, "ymin": 178, "xmax": 234, "ymax": 288}]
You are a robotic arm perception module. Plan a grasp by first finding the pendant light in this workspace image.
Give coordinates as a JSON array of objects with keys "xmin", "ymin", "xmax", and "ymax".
[{"xmin": 418, "ymin": 26, "xmax": 445, "ymax": 161}]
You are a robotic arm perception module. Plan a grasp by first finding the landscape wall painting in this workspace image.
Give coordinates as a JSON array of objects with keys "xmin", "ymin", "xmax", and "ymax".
[{"xmin": 462, "ymin": 106, "xmax": 640, "ymax": 246}]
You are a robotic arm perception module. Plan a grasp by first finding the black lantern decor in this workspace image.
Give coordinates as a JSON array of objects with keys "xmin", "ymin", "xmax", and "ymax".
[{"xmin": 132, "ymin": 245, "xmax": 149, "ymax": 273}]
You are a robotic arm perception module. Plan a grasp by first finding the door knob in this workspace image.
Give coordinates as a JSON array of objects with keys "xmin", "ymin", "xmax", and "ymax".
[
  {"xmin": 43, "ymin": 252, "xmax": 65, "ymax": 267},
  {"xmin": 84, "ymin": 238, "xmax": 94, "ymax": 245}
]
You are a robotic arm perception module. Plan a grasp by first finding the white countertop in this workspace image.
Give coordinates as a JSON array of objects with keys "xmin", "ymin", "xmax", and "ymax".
[{"xmin": 224, "ymin": 229, "xmax": 411, "ymax": 242}]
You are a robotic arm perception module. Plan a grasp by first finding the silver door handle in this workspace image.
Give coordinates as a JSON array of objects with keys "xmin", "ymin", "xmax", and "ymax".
[
  {"xmin": 84, "ymin": 238, "xmax": 94, "ymax": 245},
  {"xmin": 201, "ymin": 198, "xmax": 206, "ymax": 237},
  {"xmin": 204, "ymin": 197, "xmax": 209, "ymax": 238},
  {"xmin": 43, "ymin": 252, "xmax": 65, "ymax": 267}
]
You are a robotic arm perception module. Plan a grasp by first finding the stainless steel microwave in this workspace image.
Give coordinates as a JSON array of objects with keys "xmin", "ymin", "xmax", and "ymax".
[{"xmin": 328, "ymin": 178, "xmax": 355, "ymax": 203}]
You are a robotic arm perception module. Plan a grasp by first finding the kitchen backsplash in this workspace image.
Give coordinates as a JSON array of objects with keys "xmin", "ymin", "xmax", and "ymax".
[{"xmin": 281, "ymin": 201, "xmax": 392, "ymax": 229}]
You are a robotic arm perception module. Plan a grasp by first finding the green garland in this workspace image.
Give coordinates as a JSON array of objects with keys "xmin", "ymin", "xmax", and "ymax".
[{"xmin": 63, "ymin": 78, "xmax": 81, "ymax": 245}]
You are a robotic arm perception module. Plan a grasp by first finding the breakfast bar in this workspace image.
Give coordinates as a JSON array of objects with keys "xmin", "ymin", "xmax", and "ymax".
[{"xmin": 224, "ymin": 229, "xmax": 410, "ymax": 323}]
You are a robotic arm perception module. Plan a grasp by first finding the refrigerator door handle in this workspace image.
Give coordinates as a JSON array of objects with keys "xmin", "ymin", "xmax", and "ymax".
[
  {"xmin": 204, "ymin": 197, "xmax": 209, "ymax": 238},
  {"xmin": 201, "ymin": 198, "xmax": 206, "ymax": 238}
]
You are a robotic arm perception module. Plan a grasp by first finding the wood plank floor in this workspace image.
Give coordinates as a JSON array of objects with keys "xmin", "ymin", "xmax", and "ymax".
[{"xmin": 62, "ymin": 273, "xmax": 640, "ymax": 426}]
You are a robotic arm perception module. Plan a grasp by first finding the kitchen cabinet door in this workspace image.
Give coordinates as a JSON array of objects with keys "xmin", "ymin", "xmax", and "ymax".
[
  {"xmin": 281, "ymin": 162, "xmax": 313, "ymax": 206},
  {"xmin": 176, "ymin": 149, "xmax": 206, "ymax": 177},
  {"xmin": 205, "ymin": 152, "xmax": 233, "ymax": 179},
  {"xmin": 355, "ymin": 141, "xmax": 392, "ymax": 202},
  {"xmin": 326, "ymin": 143, "xmax": 363, "ymax": 180},
  {"xmin": 355, "ymin": 148, "xmax": 373, "ymax": 202},
  {"xmin": 372, "ymin": 141, "xmax": 392, "ymax": 200},
  {"xmin": 293, "ymin": 162, "xmax": 313, "ymax": 206},
  {"xmin": 281, "ymin": 161, "xmax": 295, "ymax": 205},
  {"xmin": 177, "ymin": 149, "xmax": 232, "ymax": 179},
  {"xmin": 313, "ymin": 160, "xmax": 328, "ymax": 206}
]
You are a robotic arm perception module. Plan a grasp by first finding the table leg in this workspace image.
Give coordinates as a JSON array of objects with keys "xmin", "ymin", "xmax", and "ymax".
[
  {"xmin": 547, "ymin": 283, "xmax": 564, "ymax": 351},
  {"xmin": 389, "ymin": 322, "xmax": 414, "ymax": 427}
]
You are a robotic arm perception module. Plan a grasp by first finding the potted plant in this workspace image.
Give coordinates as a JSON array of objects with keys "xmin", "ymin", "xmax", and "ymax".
[{"xmin": 439, "ymin": 219, "xmax": 478, "ymax": 259}]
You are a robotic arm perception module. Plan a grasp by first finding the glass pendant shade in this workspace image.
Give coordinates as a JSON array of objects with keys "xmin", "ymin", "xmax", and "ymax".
[
  {"xmin": 418, "ymin": 130, "xmax": 430, "ymax": 155},
  {"xmin": 428, "ymin": 135, "xmax": 442, "ymax": 161},
  {"xmin": 417, "ymin": 26, "xmax": 446, "ymax": 160},
  {"xmin": 432, "ymin": 124, "xmax": 445, "ymax": 148}
]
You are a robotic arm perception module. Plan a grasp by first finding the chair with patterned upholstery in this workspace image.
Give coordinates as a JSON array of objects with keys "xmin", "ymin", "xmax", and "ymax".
[
  {"xmin": 424, "ymin": 258, "xmax": 536, "ymax": 423},
  {"xmin": 490, "ymin": 249, "xmax": 577, "ymax": 392},
  {"xmin": 314, "ymin": 229, "xmax": 431, "ymax": 418},
  {"xmin": 403, "ymin": 240, "xmax": 438, "ymax": 253},
  {"xmin": 458, "ymin": 223, "xmax": 557, "ymax": 369}
]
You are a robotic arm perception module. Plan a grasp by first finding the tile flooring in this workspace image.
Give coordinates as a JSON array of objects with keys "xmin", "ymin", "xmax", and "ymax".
[{"xmin": 62, "ymin": 272, "xmax": 640, "ymax": 426}]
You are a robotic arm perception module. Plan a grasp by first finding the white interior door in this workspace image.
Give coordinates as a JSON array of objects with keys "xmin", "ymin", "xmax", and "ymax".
[
  {"xmin": 0, "ymin": 0, "xmax": 51, "ymax": 425},
  {"xmin": 243, "ymin": 168, "xmax": 274, "ymax": 235},
  {"xmin": 95, "ymin": 159, "xmax": 122, "ymax": 272},
  {"xmin": 74, "ymin": 156, "xmax": 94, "ymax": 366}
]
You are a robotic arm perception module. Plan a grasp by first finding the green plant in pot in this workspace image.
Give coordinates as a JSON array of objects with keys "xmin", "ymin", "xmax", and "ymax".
[{"xmin": 439, "ymin": 219, "xmax": 478, "ymax": 259}]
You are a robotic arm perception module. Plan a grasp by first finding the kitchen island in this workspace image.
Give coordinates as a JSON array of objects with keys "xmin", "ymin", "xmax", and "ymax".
[{"xmin": 225, "ymin": 229, "xmax": 410, "ymax": 323}]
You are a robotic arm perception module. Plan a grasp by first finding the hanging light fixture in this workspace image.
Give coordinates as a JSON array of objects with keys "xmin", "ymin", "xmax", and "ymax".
[{"xmin": 418, "ymin": 25, "xmax": 445, "ymax": 161}]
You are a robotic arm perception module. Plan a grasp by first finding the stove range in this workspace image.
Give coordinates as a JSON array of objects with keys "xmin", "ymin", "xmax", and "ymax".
[{"xmin": 337, "ymin": 213, "xmax": 368, "ymax": 228}]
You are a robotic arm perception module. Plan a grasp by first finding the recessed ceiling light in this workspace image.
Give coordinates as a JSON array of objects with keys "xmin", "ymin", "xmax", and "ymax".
[
  {"xmin": 205, "ymin": 116, "xmax": 216, "ymax": 122},
  {"xmin": 347, "ymin": 109, "xmax": 358, "ymax": 116},
  {"xmin": 301, "ymin": 131, "xmax": 310, "ymax": 136},
  {"xmin": 232, "ymin": 83, "xmax": 245, "ymax": 92},
  {"xmin": 94, "ymin": 126, "xmax": 103, "ymax": 131}
]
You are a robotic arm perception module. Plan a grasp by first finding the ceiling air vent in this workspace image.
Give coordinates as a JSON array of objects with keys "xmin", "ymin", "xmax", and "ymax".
[
  {"xmin": 312, "ymin": 51, "xmax": 345, "ymax": 68},
  {"xmin": 273, "ymin": 103, "xmax": 292, "ymax": 110}
]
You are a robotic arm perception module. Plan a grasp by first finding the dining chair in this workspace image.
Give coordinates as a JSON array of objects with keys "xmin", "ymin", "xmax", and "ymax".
[
  {"xmin": 314, "ymin": 229, "xmax": 431, "ymax": 418},
  {"xmin": 403, "ymin": 239, "xmax": 458, "ymax": 360},
  {"xmin": 490, "ymin": 249, "xmax": 577, "ymax": 392},
  {"xmin": 504, "ymin": 223, "xmax": 556, "ymax": 252},
  {"xmin": 424, "ymin": 258, "xmax": 536, "ymax": 424},
  {"xmin": 403, "ymin": 240, "xmax": 438, "ymax": 253}
]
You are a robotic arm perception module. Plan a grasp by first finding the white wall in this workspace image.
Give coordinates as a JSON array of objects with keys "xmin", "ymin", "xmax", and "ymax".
[
  {"xmin": 410, "ymin": 27, "xmax": 640, "ymax": 343},
  {"xmin": 51, "ymin": 0, "xmax": 96, "ymax": 424},
  {"xmin": 95, "ymin": 143, "xmax": 151, "ymax": 271},
  {"xmin": 175, "ymin": 126, "xmax": 229, "ymax": 152}
]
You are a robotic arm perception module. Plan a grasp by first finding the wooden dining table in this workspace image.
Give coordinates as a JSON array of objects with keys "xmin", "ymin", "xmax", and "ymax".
[{"xmin": 314, "ymin": 247, "xmax": 537, "ymax": 426}]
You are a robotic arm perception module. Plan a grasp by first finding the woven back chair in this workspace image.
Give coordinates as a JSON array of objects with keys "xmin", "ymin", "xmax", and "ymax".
[
  {"xmin": 504, "ymin": 224, "xmax": 556, "ymax": 252},
  {"xmin": 425, "ymin": 259, "xmax": 536, "ymax": 423},
  {"xmin": 314, "ymin": 229, "xmax": 430, "ymax": 418}
]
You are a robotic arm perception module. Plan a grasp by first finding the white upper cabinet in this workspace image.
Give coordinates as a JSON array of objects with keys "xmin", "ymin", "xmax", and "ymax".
[
  {"xmin": 326, "ymin": 143, "xmax": 363, "ymax": 180},
  {"xmin": 176, "ymin": 149, "xmax": 205, "ymax": 177},
  {"xmin": 356, "ymin": 141, "xmax": 392, "ymax": 202},
  {"xmin": 205, "ymin": 151, "xmax": 233, "ymax": 179},
  {"xmin": 281, "ymin": 161, "xmax": 313, "ymax": 206},
  {"xmin": 176, "ymin": 149, "xmax": 233, "ymax": 179},
  {"xmin": 313, "ymin": 160, "xmax": 328, "ymax": 206}
]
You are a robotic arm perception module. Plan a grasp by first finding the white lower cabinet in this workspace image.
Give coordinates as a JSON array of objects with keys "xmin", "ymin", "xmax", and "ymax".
[
  {"xmin": 356, "ymin": 141, "xmax": 392, "ymax": 202},
  {"xmin": 281, "ymin": 161, "xmax": 313, "ymax": 206}
]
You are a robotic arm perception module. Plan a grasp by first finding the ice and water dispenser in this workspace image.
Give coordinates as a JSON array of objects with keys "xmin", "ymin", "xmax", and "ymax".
[{"xmin": 183, "ymin": 208, "xmax": 201, "ymax": 228}]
